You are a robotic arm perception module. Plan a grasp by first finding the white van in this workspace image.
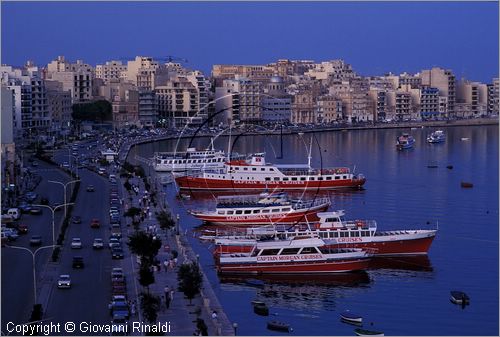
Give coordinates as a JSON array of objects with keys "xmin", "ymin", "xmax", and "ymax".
[{"xmin": 7, "ymin": 208, "xmax": 20, "ymax": 221}]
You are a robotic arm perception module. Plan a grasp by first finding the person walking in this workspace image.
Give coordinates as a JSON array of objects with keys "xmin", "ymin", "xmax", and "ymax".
[{"xmin": 164, "ymin": 286, "xmax": 171, "ymax": 308}]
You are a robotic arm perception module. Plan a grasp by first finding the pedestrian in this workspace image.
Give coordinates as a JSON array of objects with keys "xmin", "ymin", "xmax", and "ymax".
[
  {"xmin": 131, "ymin": 301, "xmax": 136, "ymax": 316},
  {"xmin": 174, "ymin": 257, "xmax": 178, "ymax": 267},
  {"xmin": 164, "ymin": 260, "xmax": 169, "ymax": 271},
  {"xmin": 170, "ymin": 289, "xmax": 174, "ymax": 303},
  {"xmin": 212, "ymin": 311, "xmax": 218, "ymax": 320}
]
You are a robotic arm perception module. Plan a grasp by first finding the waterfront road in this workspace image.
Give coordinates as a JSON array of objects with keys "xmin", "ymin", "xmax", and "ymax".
[{"xmin": 1, "ymin": 160, "xmax": 70, "ymax": 332}]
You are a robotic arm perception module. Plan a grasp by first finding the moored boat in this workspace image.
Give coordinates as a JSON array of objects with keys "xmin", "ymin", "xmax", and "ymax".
[
  {"xmin": 175, "ymin": 153, "xmax": 366, "ymax": 191},
  {"xmin": 215, "ymin": 237, "xmax": 371, "ymax": 274},
  {"xmin": 267, "ymin": 320, "xmax": 292, "ymax": 333},
  {"xmin": 354, "ymin": 328, "xmax": 384, "ymax": 336},
  {"xmin": 427, "ymin": 130, "xmax": 446, "ymax": 143},
  {"xmin": 211, "ymin": 210, "xmax": 437, "ymax": 256},
  {"xmin": 396, "ymin": 133, "xmax": 415, "ymax": 150},
  {"xmin": 253, "ymin": 303, "xmax": 269, "ymax": 316},
  {"xmin": 188, "ymin": 192, "xmax": 331, "ymax": 226},
  {"xmin": 450, "ymin": 291, "xmax": 470, "ymax": 305},
  {"xmin": 340, "ymin": 310, "xmax": 363, "ymax": 324},
  {"xmin": 153, "ymin": 146, "xmax": 227, "ymax": 172}
]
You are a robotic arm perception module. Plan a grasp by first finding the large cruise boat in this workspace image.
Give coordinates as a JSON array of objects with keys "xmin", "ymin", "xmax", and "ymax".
[
  {"xmin": 207, "ymin": 210, "xmax": 437, "ymax": 256},
  {"xmin": 175, "ymin": 153, "xmax": 366, "ymax": 191},
  {"xmin": 153, "ymin": 147, "xmax": 227, "ymax": 172},
  {"xmin": 215, "ymin": 237, "xmax": 371, "ymax": 274},
  {"xmin": 188, "ymin": 192, "xmax": 331, "ymax": 226}
]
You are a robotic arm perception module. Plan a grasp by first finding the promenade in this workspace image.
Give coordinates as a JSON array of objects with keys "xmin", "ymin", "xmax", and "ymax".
[{"xmin": 120, "ymin": 172, "xmax": 234, "ymax": 336}]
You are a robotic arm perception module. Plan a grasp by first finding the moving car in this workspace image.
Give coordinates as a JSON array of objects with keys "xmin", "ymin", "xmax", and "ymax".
[
  {"xmin": 29, "ymin": 235, "xmax": 42, "ymax": 246},
  {"xmin": 71, "ymin": 238, "xmax": 82, "ymax": 249},
  {"xmin": 57, "ymin": 275, "xmax": 71, "ymax": 289},
  {"xmin": 90, "ymin": 219, "xmax": 101, "ymax": 228},
  {"xmin": 111, "ymin": 247, "xmax": 124, "ymax": 259},
  {"xmin": 86, "ymin": 185, "xmax": 95, "ymax": 192},
  {"xmin": 93, "ymin": 238, "xmax": 104, "ymax": 249}
]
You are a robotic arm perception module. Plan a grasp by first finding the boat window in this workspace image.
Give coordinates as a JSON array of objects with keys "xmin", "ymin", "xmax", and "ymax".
[
  {"xmin": 270, "ymin": 168, "xmax": 274, "ymax": 171},
  {"xmin": 343, "ymin": 175, "xmax": 347, "ymax": 179},
  {"xmin": 282, "ymin": 208, "xmax": 291, "ymax": 212},
  {"xmin": 361, "ymin": 231, "xmax": 369, "ymax": 237},
  {"xmin": 300, "ymin": 177, "xmax": 306, "ymax": 181},
  {"xmin": 331, "ymin": 232, "xmax": 339, "ymax": 238},
  {"xmin": 281, "ymin": 248, "xmax": 300, "ymax": 255},
  {"xmin": 274, "ymin": 177, "xmax": 280, "ymax": 181},
  {"xmin": 260, "ymin": 249, "xmax": 280, "ymax": 256},
  {"xmin": 253, "ymin": 210, "xmax": 260, "ymax": 214},
  {"xmin": 244, "ymin": 210, "xmax": 251, "ymax": 214},
  {"xmin": 243, "ymin": 168, "xmax": 248, "ymax": 171},
  {"xmin": 272, "ymin": 209, "xmax": 280, "ymax": 213},
  {"xmin": 217, "ymin": 211, "xmax": 225, "ymax": 215},
  {"xmin": 265, "ymin": 177, "xmax": 271, "ymax": 181},
  {"xmin": 340, "ymin": 232, "xmax": 348, "ymax": 237},
  {"xmin": 300, "ymin": 247, "xmax": 315, "ymax": 254},
  {"xmin": 235, "ymin": 210, "xmax": 243, "ymax": 214},
  {"xmin": 251, "ymin": 249, "xmax": 261, "ymax": 257},
  {"xmin": 262, "ymin": 209, "xmax": 270, "ymax": 213},
  {"xmin": 291, "ymin": 177, "xmax": 297, "ymax": 181},
  {"xmin": 283, "ymin": 177, "xmax": 289, "ymax": 181},
  {"xmin": 335, "ymin": 176, "xmax": 340, "ymax": 180},
  {"xmin": 252, "ymin": 168, "xmax": 256, "ymax": 171},
  {"xmin": 227, "ymin": 211, "xmax": 234, "ymax": 215},
  {"xmin": 235, "ymin": 167, "xmax": 239, "ymax": 170},
  {"xmin": 319, "ymin": 232, "xmax": 327, "ymax": 238},
  {"xmin": 326, "ymin": 176, "xmax": 332, "ymax": 180},
  {"xmin": 261, "ymin": 168, "xmax": 265, "ymax": 171},
  {"xmin": 309, "ymin": 177, "xmax": 315, "ymax": 181},
  {"xmin": 351, "ymin": 231, "xmax": 360, "ymax": 237}
]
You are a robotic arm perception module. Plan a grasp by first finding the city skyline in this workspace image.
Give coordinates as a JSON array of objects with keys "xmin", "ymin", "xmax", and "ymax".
[{"xmin": 2, "ymin": 1, "xmax": 498, "ymax": 83}]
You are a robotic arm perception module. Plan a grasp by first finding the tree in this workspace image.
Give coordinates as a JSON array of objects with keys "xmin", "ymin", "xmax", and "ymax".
[
  {"xmin": 156, "ymin": 211, "xmax": 176, "ymax": 230},
  {"xmin": 177, "ymin": 262, "xmax": 203, "ymax": 305},
  {"xmin": 139, "ymin": 292, "xmax": 161, "ymax": 323},
  {"xmin": 127, "ymin": 231, "xmax": 162, "ymax": 264},
  {"xmin": 124, "ymin": 206, "xmax": 141, "ymax": 218},
  {"xmin": 71, "ymin": 100, "xmax": 112, "ymax": 122},
  {"xmin": 138, "ymin": 262, "xmax": 155, "ymax": 290}
]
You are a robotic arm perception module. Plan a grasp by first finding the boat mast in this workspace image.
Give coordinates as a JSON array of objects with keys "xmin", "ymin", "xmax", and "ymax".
[{"xmin": 308, "ymin": 136, "xmax": 313, "ymax": 170}]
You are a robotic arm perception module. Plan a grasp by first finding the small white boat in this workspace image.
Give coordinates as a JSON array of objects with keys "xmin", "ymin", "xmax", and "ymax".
[
  {"xmin": 340, "ymin": 310, "xmax": 363, "ymax": 324},
  {"xmin": 461, "ymin": 137, "xmax": 470, "ymax": 141},
  {"xmin": 450, "ymin": 291, "xmax": 470, "ymax": 305},
  {"xmin": 354, "ymin": 328, "xmax": 384, "ymax": 336},
  {"xmin": 427, "ymin": 130, "xmax": 446, "ymax": 143}
]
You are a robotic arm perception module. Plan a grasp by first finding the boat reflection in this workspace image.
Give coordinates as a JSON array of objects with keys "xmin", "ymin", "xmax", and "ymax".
[{"xmin": 369, "ymin": 255, "xmax": 433, "ymax": 272}]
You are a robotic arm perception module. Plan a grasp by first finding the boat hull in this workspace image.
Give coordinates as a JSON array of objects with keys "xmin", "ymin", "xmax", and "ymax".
[
  {"xmin": 176, "ymin": 176, "xmax": 366, "ymax": 191},
  {"xmin": 191, "ymin": 204, "xmax": 329, "ymax": 226},
  {"xmin": 216, "ymin": 257, "xmax": 371, "ymax": 274},
  {"xmin": 214, "ymin": 232, "xmax": 436, "ymax": 256}
]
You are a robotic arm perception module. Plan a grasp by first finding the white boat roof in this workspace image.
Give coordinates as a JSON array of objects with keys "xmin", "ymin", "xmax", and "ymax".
[
  {"xmin": 256, "ymin": 236, "xmax": 324, "ymax": 249},
  {"xmin": 274, "ymin": 164, "xmax": 311, "ymax": 169}
]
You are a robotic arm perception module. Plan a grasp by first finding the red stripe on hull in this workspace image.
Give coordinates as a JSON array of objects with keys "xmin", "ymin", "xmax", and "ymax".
[
  {"xmin": 194, "ymin": 207, "xmax": 327, "ymax": 225},
  {"xmin": 217, "ymin": 258, "xmax": 371, "ymax": 274},
  {"xmin": 176, "ymin": 176, "xmax": 366, "ymax": 191},
  {"xmin": 214, "ymin": 236, "xmax": 435, "ymax": 256}
]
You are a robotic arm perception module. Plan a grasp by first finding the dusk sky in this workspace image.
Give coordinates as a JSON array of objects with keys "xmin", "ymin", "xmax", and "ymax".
[{"xmin": 2, "ymin": 1, "xmax": 498, "ymax": 83}]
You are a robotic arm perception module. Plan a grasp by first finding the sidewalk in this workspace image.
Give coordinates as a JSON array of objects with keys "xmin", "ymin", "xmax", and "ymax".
[{"xmin": 121, "ymin": 173, "xmax": 234, "ymax": 336}]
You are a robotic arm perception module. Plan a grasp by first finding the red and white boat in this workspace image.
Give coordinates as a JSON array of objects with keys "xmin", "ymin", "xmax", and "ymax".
[
  {"xmin": 188, "ymin": 192, "xmax": 331, "ymax": 226},
  {"xmin": 216, "ymin": 236, "xmax": 371, "ymax": 274},
  {"xmin": 175, "ymin": 153, "xmax": 366, "ymax": 191},
  {"xmin": 207, "ymin": 210, "xmax": 437, "ymax": 256}
]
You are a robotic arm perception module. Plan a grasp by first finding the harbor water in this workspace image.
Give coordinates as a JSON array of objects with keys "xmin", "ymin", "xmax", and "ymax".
[{"xmin": 131, "ymin": 125, "xmax": 499, "ymax": 336}]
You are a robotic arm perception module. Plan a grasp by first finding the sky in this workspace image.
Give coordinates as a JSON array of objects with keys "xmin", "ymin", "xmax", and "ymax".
[{"xmin": 1, "ymin": 1, "xmax": 498, "ymax": 83}]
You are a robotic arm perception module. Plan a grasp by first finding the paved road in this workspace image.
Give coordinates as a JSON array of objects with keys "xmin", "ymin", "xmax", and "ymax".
[{"xmin": 1, "ymin": 160, "xmax": 70, "ymax": 333}]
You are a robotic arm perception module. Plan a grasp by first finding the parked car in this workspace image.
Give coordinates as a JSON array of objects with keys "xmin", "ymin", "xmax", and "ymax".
[
  {"xmin": 72, "ymin": 256, "xmax": 84, "ymax": 268},
  {"xmin": 29, "ymin": 235, "xmax": 42, "ymax": 246},
  {"xmin": 93, "ymin": 238, "xmax": 104, "ymax": 249},
  {"xmin": 71, "ymin": 238, "xmax": 82, "ymax": 249},
  {"xmin": 18, "ymin": 202, "xmax": 33, "ymax": 214},
  {"xmin": 111, "ymin": 247, "xmax": 124, "ymax": 259},
  {"xmin": 57, "ymin": 274, "xmax": 71, "ymax": 289},
  {"xmin": 30, "ymin": 207, "xmax": 43, "ymax": 215},
  {"xmin": 90, "ymin": 219, "xmax": 101, "ymax": 228},
  {"xmin": 109, "ymin": 238, "xmax": 121, "ymax": 249}
]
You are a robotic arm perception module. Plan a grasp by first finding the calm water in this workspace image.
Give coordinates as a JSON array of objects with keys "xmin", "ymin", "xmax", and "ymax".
[{"xmin": 132, "ymin": 125, "xmax": 499, "ymax": 336}]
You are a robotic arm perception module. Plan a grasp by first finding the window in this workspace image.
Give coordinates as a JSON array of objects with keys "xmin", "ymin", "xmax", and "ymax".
[
  {"xmin": 300, "ymin": 247, "xmax": 316, "ymax": 254},
  {"xmin": 274, "ymin": 177, "xmax": 280, "ymax": 181},
  {"xmin": 291, "ymin": 177, "xmax": 297, "ymax": 181},
  {"xmin": 252, "ymin": 168, "xmax": 256, "ymax": 171},
  {"xmin": 335, "ymin": 176, "xmax": 340, "ymax": 180},
  {"xmin": 244, "ymin": 210, "xmax": 251, "ymax": 214},
  {"xmin": 261, "ymin": 168, "xmax": 266, "ymax": 171},
  {"xmin": 281, "ymin": 248, "xmax": 300, "ymax": 255},
  {"xmin": 217, "ymin": 211, "xmax": 225, "ymax": 215},
  {"xmin": 260, "ymin": 249, "xmax": 280, "ymax": 256},
  {"xmin": 270, "ymin": 168, "xmax": 274, "ymax": 171},
  {"xmin": 227, "ymin": 211, "xmax": 234, "ymax": 215},
  {"xmin": 283, "ymin": 178, "xmax": 289, "ymax": 181},
  {"xmin": 300, "ymin": 177, "xmax": 306, "ymax": 181},
  {"xmin": 272, "ymin": 208, "xmax": 280, "ymax": 213},
  {"xmin": 318, "ymin": 177, "xmax": 323, "ymax": 181},
  {"xmin": 253, "ymin": 210, "xmax": 260, "ymax": 214},
  {"xmin": 265, "ymin": 177, "xmax": 271, "ymax": 181},
  {"xmin": 343, "ymin": 175, "xmax": 347, "ymax": 179},
  {"xmin": 326, "ymin": 176, "xmax": 332, "ymax": 180},
  {"xmin": 243, "ymin": 168, "xmax": 248, "ymax": 171},
  {"xmin": 340, "ymin": 232, "xmax": 348, "ymax": 237},
  {"xmin": 262, "ymin": 209, "xmax": 270, "ymax": 213},
  {"xmin": 235, "ymin": 210, "xmax": 243, "ymax": 214},
  {"xmin": 351, "ymin": 231, "xmax": 360, "ymax": 237},
  {"xmin": 310, "ymin": 177, "xmax": 315, "ymax": 181}
]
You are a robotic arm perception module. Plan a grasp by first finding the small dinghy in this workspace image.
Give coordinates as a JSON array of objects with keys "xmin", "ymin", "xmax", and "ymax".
[
  {"xmin": 251, "ymin": 300, "xmax": 266, "ymax": 306},
  {"xmin": 340, "ymin": 310, "xmax": 363, "ymax": 324},
  {"xmin": 450, "ymin": 291, "xmax": 470, "ymax": 305},
  {"xmin": 427, "ymin": 161, "xmax": 438, "ymax": 168},
  {"xmin": 461, "ymin": 182, "xmax": 473, "ymax": 188},
  {"xmin": 267, "ymin": 320, "xmax": 292, "ymax": 333},
  {"xmin": 354, "ymin": 328, "xmax": 384, "ymax": 336},
  {"xmin": 253, "ymin": 303, "xmax": 269, "ymax": 316},
  {"xmin": 446, "ymin": 165, "xmax": 453, "ymax": 170}
]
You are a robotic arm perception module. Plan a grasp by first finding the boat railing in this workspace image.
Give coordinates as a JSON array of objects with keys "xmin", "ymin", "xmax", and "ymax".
[
  {"xmin": 292, "ymin": 197, "xmax": 331, "ymax": 209},
  {"xmin": 343, "ymin": 220, "xmax": 377, "ymax": 230}
]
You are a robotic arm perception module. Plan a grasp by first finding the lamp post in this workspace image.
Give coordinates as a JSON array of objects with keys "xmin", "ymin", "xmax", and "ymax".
[
  {"xmin": 48, "ymin": 179, "xmax": 80, "ymax": 219},
  {"xmin": 66, "ymin": 154, "xmax": 80, "ymax": 178},
  {"xmin": 32, "ymin": 203, "xmax": 74, "ymax": 250},
  {"xmin": 7, "ymin": 245, "xmax": 58, "ymax": 305},
  {"xmin": 232, "ymin": 322, "xmax": 238, "ymax": 336},
  {"xmin": 176, "ymin": 213, "xmax": 180, "ymax": 235}
]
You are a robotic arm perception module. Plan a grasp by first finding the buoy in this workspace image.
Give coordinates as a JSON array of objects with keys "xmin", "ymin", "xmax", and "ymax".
[
  {"xmin": 461, "ymin": 182, "xmax": 473, "ymax": 188},
  {"xmin": 446, "ymin": 165, "xmax": 453, "ymax": 169}
]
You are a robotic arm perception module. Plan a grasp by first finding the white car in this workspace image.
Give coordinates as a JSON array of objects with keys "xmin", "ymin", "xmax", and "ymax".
[
  {"xmin": 71, "ymin": 238, "xmax": 82, "ymax": 249},
  {"xmin": 57, "ymin": 275, "xmax": 71, "ymax": 288},
  {"xmin": 93, "ymin": 238, "xmax": 104, "ymax": 249}
]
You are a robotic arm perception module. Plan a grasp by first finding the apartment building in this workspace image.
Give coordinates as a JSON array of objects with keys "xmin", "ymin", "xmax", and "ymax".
[
  {"xmin": 456, "ymin": 79, "xmax": 488, "ymax": 117},
  {"xmin": 125, "ymin": 56, "xmax": 170, "ymax": 91},
  {"xmin": 367, "ymin": 89, "xmax": 389, "ymax": 121},
  {"xmin": 211, "ymin": 64, "xmax": 274, "ymax": 87},
  {"xmin": 487, "ymin": 78, "xmax": 499, "ymax": 115},
  {"xmin": 45, "ymin": 80, "xmax": 72, "ymax": 132},
  {"xmin": 95, "ymin": 61, "xmax": 127, "ymax": 83},
  {"xmin": 420, "ymin": 67, "xmax": 455, "ymax": 116},
  {"xmin": 47, "ymin": 56, "xmax": 94, "ymax": 103},
  {"xmin": 317, "ymin": 95, "xmax": 343, "ymax": 123},
  {"xmin": 262, "ymin": 76, "xmax": 292, "ymax": 122},
  {"xmin": 138, "ymin": 91, "xmax": 157, "ymax": 127},
  {"xmin": 420, "ymin": 87, "xmax": 440, "ymax": 120},
  {"xmin": 305, "ymin": 60, "xmax": 356, "ymax": 84}
]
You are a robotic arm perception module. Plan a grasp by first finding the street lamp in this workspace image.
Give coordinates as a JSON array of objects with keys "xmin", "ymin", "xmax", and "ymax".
[
  {"xmin": 48, "ymin": 179, "xmax": 80, "ymax": 219},
  {"xmin": 7, "ymin": 244, "xmax": 59, "ymax": 304},
  {"xmin": 32, "ymin": 203, "xmax": 74, "ymax": 250},
  {"xmin": 65, "ymin": 153, "xmax": 80, "ymax": 178},
  {"xmin": 232, "ymin": 322, "xmax": 238, "ymax": 336},
  {"xmin": 176, "ymin": 213, "xmax": 180, "ymax": 235}
]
